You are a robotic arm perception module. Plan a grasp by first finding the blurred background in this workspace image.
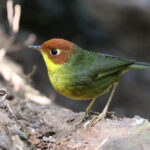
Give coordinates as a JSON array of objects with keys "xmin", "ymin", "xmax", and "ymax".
[{"xmin": 0, "ymin": 0, "xmax": 150, "ymax": 119}]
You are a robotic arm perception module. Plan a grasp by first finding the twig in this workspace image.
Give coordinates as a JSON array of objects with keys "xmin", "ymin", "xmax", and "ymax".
[
  {"xmin": 12, "ymin": 4, "xmax": 21, "ymax": 33},
  {"xmin": 7, "ymin": 0, "xmax": 14, "ymax": 28},
  {"xmin": 0, "ymin": 0, "xmax": 21, "ymax": 59},
  {"xmin": 0, "ymin": 90, "xmax": 22, "ymax": 130},
  {"xmin": 0, "ymin": 48, "xmax": 6, "ymax": 60},
  {"xmin": 26, "ymin": 66, "xmax": 37, "ymax": 81}
]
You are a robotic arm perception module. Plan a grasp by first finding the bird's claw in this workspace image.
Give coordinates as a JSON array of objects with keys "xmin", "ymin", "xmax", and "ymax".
[
  {"xmin": 92, "ymin": 112, "xmax": 106, "ymax": 125},
  {"xmin": 75, "ymin": 112, "xmax": 90, "ymax": 126},
  {"xmin": 75, "ymin": 111, "xmax": 100, "ymax": 126},
  {"xmin": 91, "ymin": 111, "xmax": 116, "ymax": 125}
]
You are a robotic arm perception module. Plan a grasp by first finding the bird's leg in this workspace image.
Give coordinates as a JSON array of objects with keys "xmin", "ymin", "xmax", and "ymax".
[
  {"xmin": 75, "ymin": 98, "xmax": 97, "ymax": 126},
  {"xmin": 93, "ymin": 82, "xmax": 118, "ymax": 124},
  {"xmin": 85, "ymin": 97, "xmax": 97, "ymax": 116}
]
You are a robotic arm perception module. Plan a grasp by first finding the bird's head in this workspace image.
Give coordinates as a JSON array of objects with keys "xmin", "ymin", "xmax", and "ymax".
[{"xmin": 30, "ymin": 38, "xmax": 76, "ymax": 72}]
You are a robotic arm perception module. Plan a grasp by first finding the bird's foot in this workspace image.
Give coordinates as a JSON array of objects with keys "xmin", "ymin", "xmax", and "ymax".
[
  {"xmin": 75, "ymin": 111, "xmax": 99, "ymax": 126},
  {"xmin": 75, "ymin": 112, "xmax": 89, "ymax": 126},
  {"xmin": 92, "ymin": 111, "xmax": 106, "ymax": 124},
  {"xmin": 92, "ymin": 111, "xmax": 116, "ymax": 125},
  {"xmin": 75, "ymin": 111, "xmax": 116, "ymax": 126}
]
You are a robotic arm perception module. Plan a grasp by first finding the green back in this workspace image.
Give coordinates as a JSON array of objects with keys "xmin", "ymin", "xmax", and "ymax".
[{"xmin": 64, "ymin": 47, "xmax": 133, "ymax": 81}]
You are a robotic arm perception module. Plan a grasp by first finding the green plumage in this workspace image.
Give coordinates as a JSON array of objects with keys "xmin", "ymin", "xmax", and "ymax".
[{"xmin": 50, "ymin": 46, "xmax": 150, "ymax": 100}]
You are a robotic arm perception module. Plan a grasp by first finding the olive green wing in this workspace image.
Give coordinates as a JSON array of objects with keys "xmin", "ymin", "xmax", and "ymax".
[
  {"xmin": 94, "ymin": 53, "xmax": 134, "ymax": 79},
  {"xmin": 75, "ymin": 53, "xmax": 133, "ymax": 85},
  {"xmin": 68, "ymin": 49, "xmax": 134, "ymax": 85}
]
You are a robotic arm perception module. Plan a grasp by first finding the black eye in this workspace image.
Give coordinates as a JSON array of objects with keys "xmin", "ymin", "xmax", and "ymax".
[{"xmin": 51, "ymin": 49, "xmax": 58, "ymax": 55}]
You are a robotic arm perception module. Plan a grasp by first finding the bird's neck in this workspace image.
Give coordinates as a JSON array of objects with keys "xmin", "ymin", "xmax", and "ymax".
[{"xmin": 41, "ymin": 51, "xmax": 62, "ymax": 74}]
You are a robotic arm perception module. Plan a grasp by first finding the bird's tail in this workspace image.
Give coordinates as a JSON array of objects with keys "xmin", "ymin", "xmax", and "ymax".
[{"xmin": 129, "ymin": 61, "xmax": 150, "ymax": 70}]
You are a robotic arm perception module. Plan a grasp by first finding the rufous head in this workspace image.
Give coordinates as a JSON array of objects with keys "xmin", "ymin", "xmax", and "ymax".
[{"xmin": 30, "ymin": 38, "xmax": 75, "ymax": 65}]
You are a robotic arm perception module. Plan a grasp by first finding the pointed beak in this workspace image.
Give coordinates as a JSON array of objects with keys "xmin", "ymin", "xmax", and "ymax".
[{"xmin": 29, "ymin": 45, "xmax": 41, "ymax": 52}]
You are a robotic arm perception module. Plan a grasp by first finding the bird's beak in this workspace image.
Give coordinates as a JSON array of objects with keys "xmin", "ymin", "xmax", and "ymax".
[{"xmin": 29, "ymin": 45, "xmax": 41, "ymax": 52}]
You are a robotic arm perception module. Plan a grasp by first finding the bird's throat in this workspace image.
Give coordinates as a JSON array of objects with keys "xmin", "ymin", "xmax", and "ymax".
[{"xmin": 41, "ymin": 51, "xmax": 62, "ymax": 74}]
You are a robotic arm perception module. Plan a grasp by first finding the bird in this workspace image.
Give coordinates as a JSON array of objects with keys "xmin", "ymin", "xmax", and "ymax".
[{"xmin": 30, "ymin": 38, "xmax": 150, "ymax": 123}]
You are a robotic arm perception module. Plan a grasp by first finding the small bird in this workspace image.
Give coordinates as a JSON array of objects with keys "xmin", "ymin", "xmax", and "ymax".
[{"xmin": 30, "ymin": 38, "xmax": 150, "ymax": 123}]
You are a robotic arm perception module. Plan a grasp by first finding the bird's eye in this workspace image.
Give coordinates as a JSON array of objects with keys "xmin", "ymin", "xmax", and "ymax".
[{"xmin": 50, "ymin": 49, "xmax": 61, "ymax": 56}]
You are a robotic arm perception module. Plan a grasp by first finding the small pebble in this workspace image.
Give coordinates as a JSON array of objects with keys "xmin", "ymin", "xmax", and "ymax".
[
  {"xmin": 31, "ymin": 128, "xmax": 36, "ymax": 133},
  {"xmin": 6, "ymin": 94, "xmax": 14, "ymax": 100},
  {"xmin": 0, "ymin": 90, "xmax": 6, "ymax": 96},
  {"xmin": 132, "ymin": 116, "xmax": 146, "ymax": 126}
]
